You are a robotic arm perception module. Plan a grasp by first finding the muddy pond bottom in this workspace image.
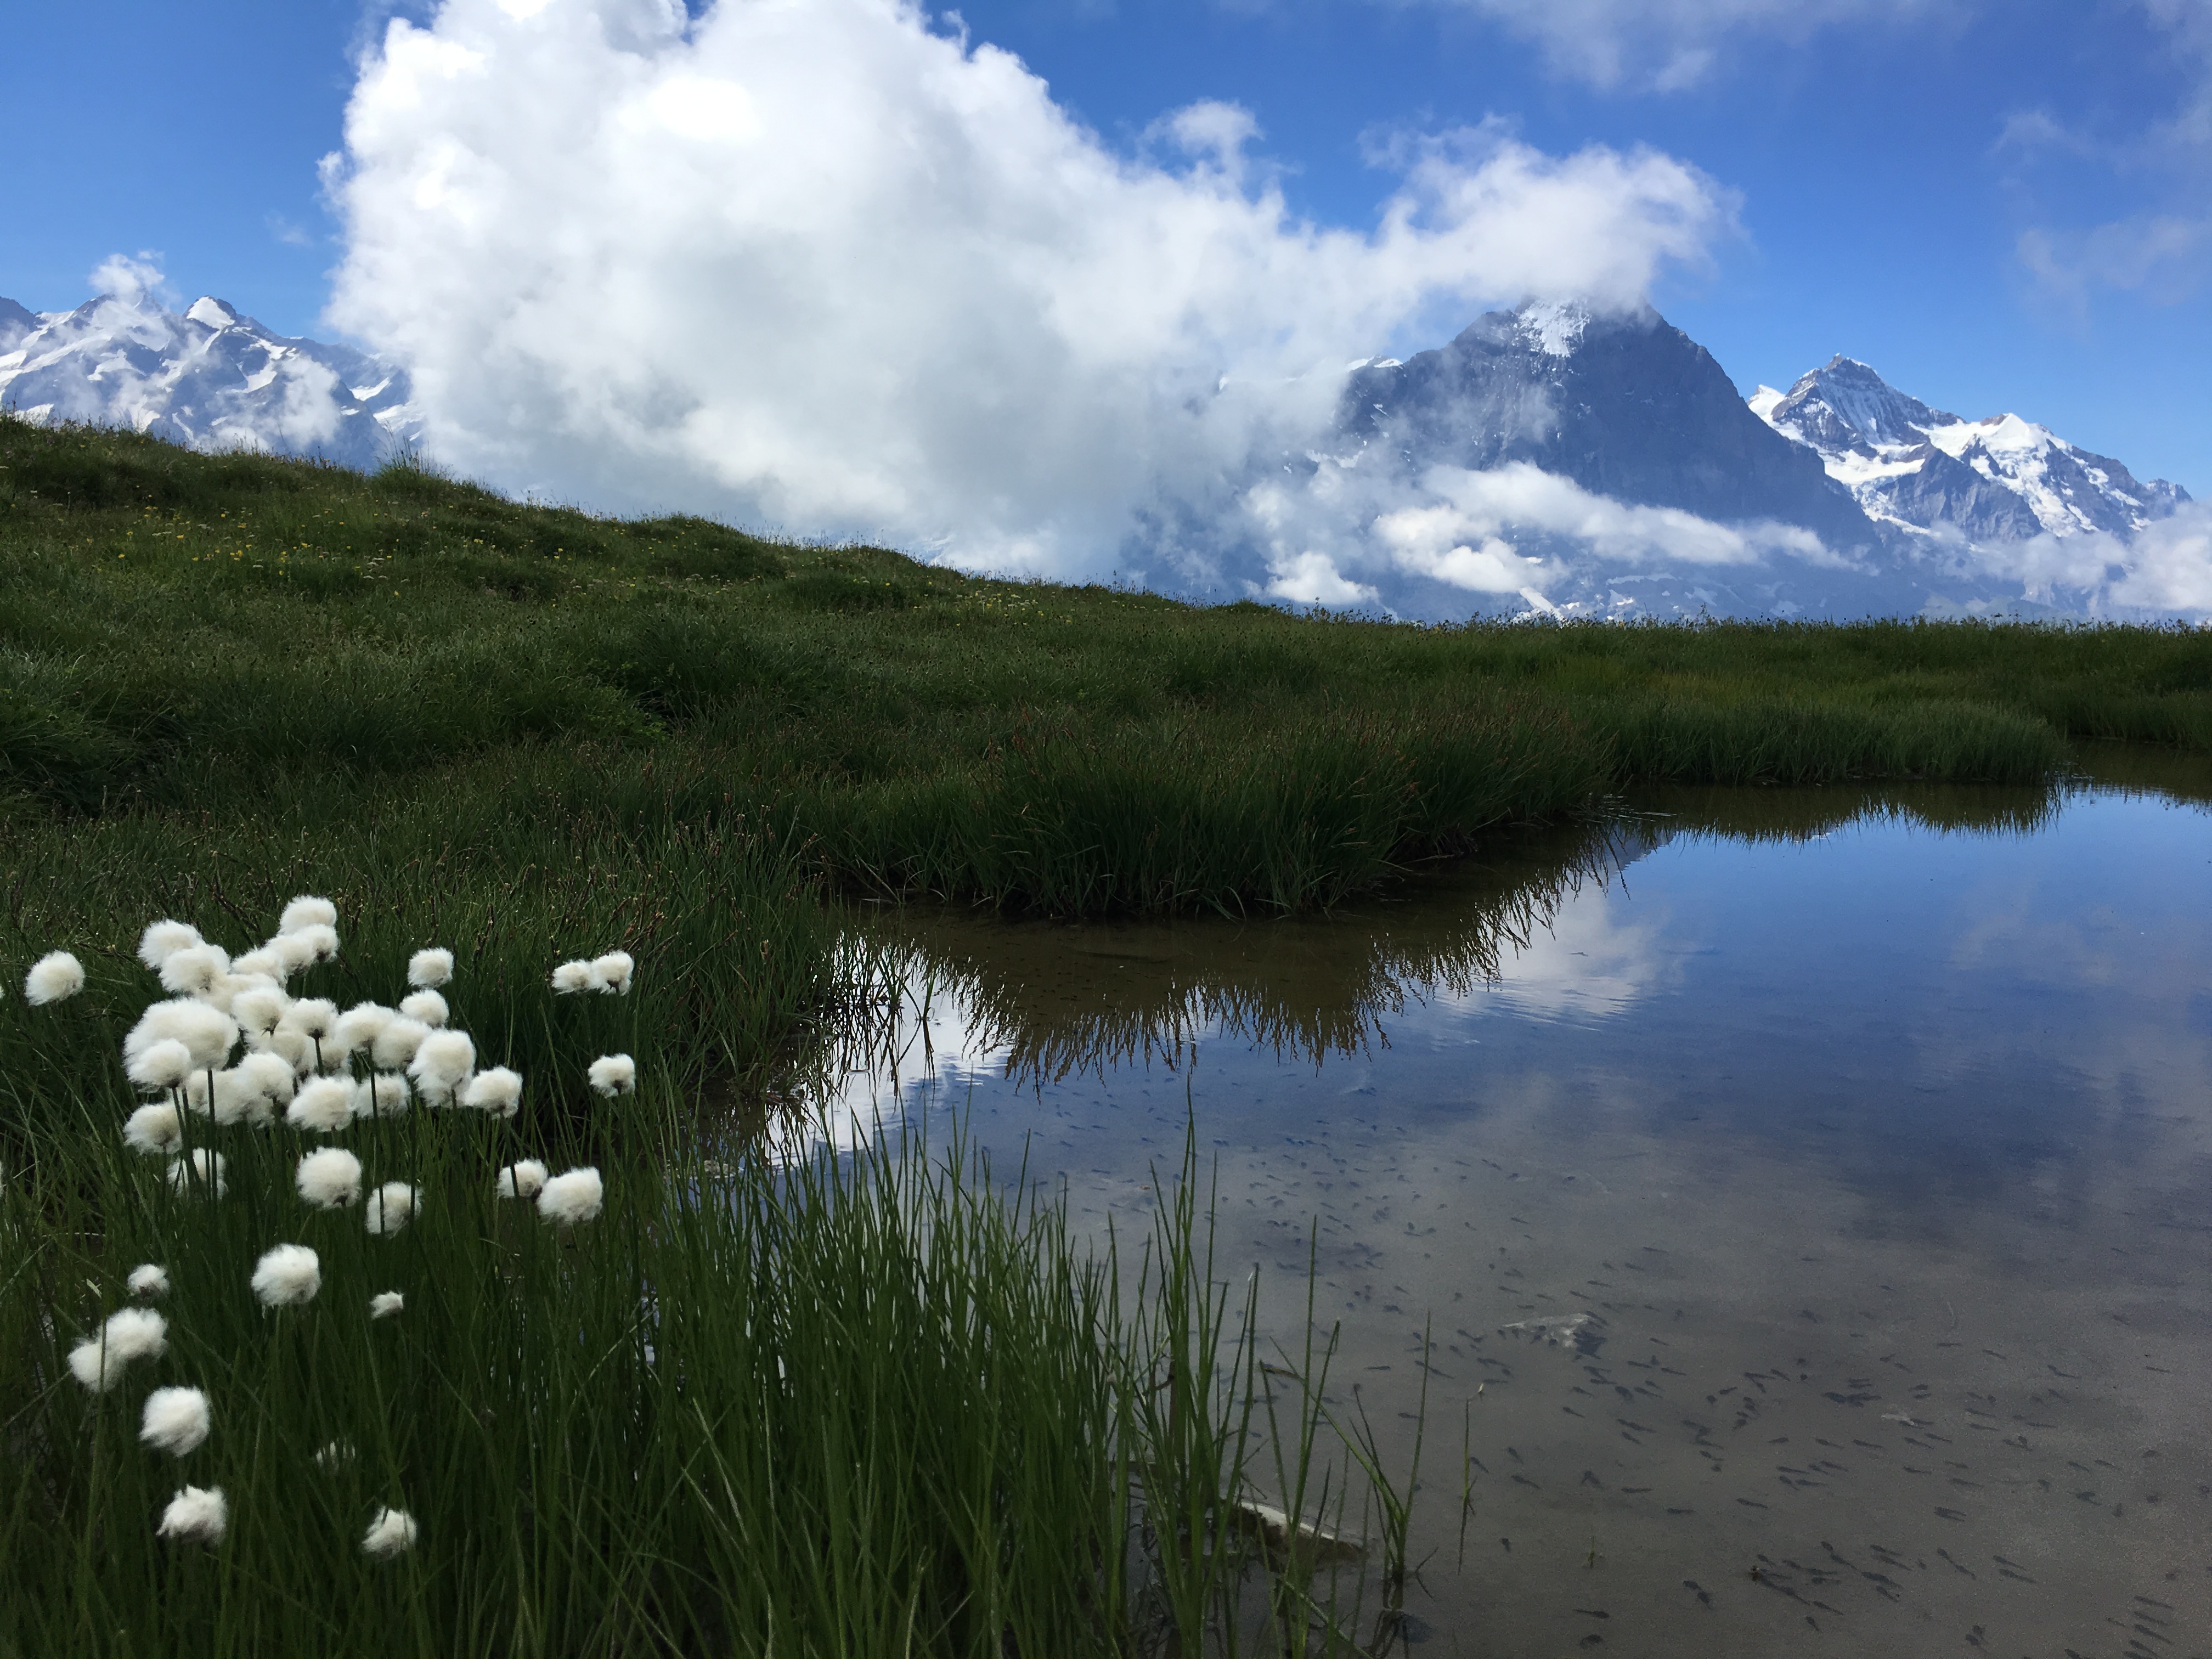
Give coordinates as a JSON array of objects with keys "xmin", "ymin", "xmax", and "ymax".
[{"xmin": 818, "ymin": 768, "xmax": 2212, "ymax": 1659}]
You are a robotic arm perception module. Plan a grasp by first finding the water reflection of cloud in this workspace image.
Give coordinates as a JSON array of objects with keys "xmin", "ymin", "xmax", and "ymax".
[
  {"xmin": 803, "ymin": 967, "xmax": 1015, "ymax": 1155},
  {"xmin": 1447, "ymin": 881, "xmax": 1678, "ymax": 1024},
  {"xmin": 780, "ymin": 770, "xmax": 2212, "ymax": 1653}
]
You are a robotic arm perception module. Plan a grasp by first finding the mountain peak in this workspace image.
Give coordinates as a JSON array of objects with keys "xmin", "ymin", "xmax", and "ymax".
[
  {"xmin": 1513, "ymin": 300, "xmax": 1592, "ymax": 358},
  {"xmin": 1343, "ymin": 302, "xmax": 1875, "ymax": 553},
  {"xmin": 0, "ymin": 287, "xmax": 419, "ymax": 471},
  {"xmin": 185, "ymin": 296, "xmax": 241, "ymax": 330},
  {"xmin": 1756, "ymin": 358, "xmax": 2187, "ymax": 541}
]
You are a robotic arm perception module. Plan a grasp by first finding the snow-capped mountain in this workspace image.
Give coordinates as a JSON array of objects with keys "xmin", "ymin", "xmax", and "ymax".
[
  {"xmin": 1750, "ymin": 357, "xmax": 2190, "ymax": 546},
  {"xmin": 1242, "ymin": 302, "xmax": 2208, "ymax": 622},
  {"xmin": 0, "ymin": 288, "xmax": 420, "ymax": 472},
  {"xmin": 1340, "ymin": 302, "xmax": 1880, "ymax": 555},
  {"xmin": 5, "ymin": 274, "xmax": 2201, "ymax": 620}
]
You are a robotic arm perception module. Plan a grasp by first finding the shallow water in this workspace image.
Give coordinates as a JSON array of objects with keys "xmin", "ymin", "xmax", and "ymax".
[{"xmin": 820, "ymin": 758, "xmax": 2212, "ymax": 1658}]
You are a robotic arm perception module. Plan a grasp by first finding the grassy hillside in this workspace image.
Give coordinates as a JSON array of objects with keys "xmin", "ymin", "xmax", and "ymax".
[
  {"xmin": 3, "ymin": 413, "xmax": 2208, "ymax": 1102},
  {"xmin": 3, "ymin": 416, "xmax": 2206, "ymax": 1656}
]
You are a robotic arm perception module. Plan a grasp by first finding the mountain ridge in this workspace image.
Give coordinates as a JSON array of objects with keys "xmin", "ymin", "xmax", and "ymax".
[
  {"xmin": 3, "ymin": 282, "xmax": 2200, "ymax": 619},
  {"xmin": 1751, "ymin": 354, "xmax": 2189, "ymax": 546},
  {"xmin": 0, "ymin": 288, "xmax": 420, "ymax": 472}
]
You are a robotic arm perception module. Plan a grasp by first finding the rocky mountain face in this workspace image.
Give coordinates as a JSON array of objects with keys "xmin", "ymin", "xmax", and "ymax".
[
  {"xmin": 0, "ymin": 290, "xmax": 419, "ymax": 472},
  {"xmin": 0, "ymin": 297, "xmax": 39, "ymax": 351},
  {"xmin": 1302, "ymin": 302, "xmax": 2200, "ymax": 619},
  {"xmin": 1342, "ymin": 303, "xmax": 1880, "ymax": 556},
  {"xmin": 1751, "ymin": 356, "xmax": 2189, "ymax": 545}
]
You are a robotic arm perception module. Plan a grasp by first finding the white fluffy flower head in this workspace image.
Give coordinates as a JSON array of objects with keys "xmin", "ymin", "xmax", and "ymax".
[
  {"xmin": 497, "ymin": 1158, "xmax": 548, "ymax": 1199},
  {"xmin": 399, "ymin": 989, "xmax": 448, "ymax": 1028},
  {"xmin": 287, "ymin": 1076, "xmax": 354, "ymax": 1134},
  {"xmin": 229, "ymin": 946, "xmax": 283, "ymax": 979},
  {"xmin": 128, "ymin": 1263, "xmax": 170, "ymax": 1297},
  {"xmin": 551, "ymin": 958, "xmax": 602, "ymax": 995},
  {"xmin": 127, "ymin": 999, "xmax": 239, "ymax": 1073},
  {"xmin": 158, "ymin": 944, "xmax": 230, "ymax": 998},
  {"xmin": 362, "ymin": 1505, "xmax": 420, "ymax": 1558},
  {"xmin": 353, "ymin": 1071, "xmax": 414, "ymax": 1120},
  {"xmin": 331, "ymin": 1001, "xmax": 393, "ymax": 1057},
  {"xmin": 128, "ymin": 1039, "xmax": 194, "ymax": 1093},
  {"xmin": 297, "ymin": 1147, "xmax": 364, "ymax": 1210},
  {"xmin": 138, "ymin": 920, "xmax": 204, "ymax": 972},
  {"xmin": 247, "ymin": 1025, "xmax": 316, "ymax": 1080},
  {"xmin": 203, "ymin": 1068, "xmax": 252, "ymax": 1128},
  {"xmin": 251, "ymin": 1243, "xmax": 321, "ymax": 1307},
  {"xmin": 280, "ymin": 997, "xmax": 338, "ymax": 1041},
  {"xmin": 365, "ymin": 1182, "xmax": 420, "ymax": 1237},
  {"xmin": 279, "ymin": 895, "xmax": 337, "ymax": 934},
  {"xmin": 266, "ymin": 932, "xmax": 317, "ymax": 977},
  {"xmin": 408, "ymin": 1029, "xmax": 475, "ymax": 1099},
  {"xmin": 371, "ymin": 1015, "xmax": 430, "ymax": 1071},
  {"xmin": 537, "ymin": 1166, "xmax": 605, "ymax": 1227},
  {"xmin": 234, "ymin": 1051, "xmax": 297, "ymax": 1114},
  {"xmin": 286, "ymin": 922, "xmax": 341, "ymax": 964},
  {"xmin": 230, "ymin": 985, "xmax": 288, "ymax": 1037},
  {"xmin": 407, "ymin": 947, "xmax": 454, "ymax": 988},
  {"xmin": 157, "ymin": 1485, "xmax": 228, "ymax": 1545},
  {"xmin": 587, "ymin": 1054, "xmax": 636, "ymax": 1098},
  {"xmin": 125, "ymin": 1103, "xmax": 184, "ymax": 1156},
  {"xmin": 140, "ymin": 1386, "xmax": 213, "ymax": 1457},
  {"xmin": 462, "ymin": 1066, "xmax": 523, "ymax": 1119},
  {"xmin": 69, "ymin": 1307, "xmax": 170, "ymax": 1391},
  {"xmin": 591, "ymin": 950, "xmax": 634, "ymax": 995},
  {"xmin": 25, "ymin": 950, "xmax": 86, "ymax": 1005},
  {"xmin": 370, "ymin": 1290, "xmax": 405, "ymax": 1320}
]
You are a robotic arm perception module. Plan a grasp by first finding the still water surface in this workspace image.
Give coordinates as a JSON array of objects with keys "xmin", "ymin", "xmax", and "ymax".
[{"xmin": 821, "ymin": 758, "xmax": 2212, "ymax": 1658}]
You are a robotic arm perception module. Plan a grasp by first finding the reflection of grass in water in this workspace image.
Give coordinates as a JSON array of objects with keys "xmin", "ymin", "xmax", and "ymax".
[
  {"xmin": 1634, "ymin": 777, "xmax": 2069, "ymax": 842},
  {"xmin": 850, "ymin": 817, "xmax": 1641, "ymax": 1085},
  {"xmin": 846, "ymin": 770, "xmax": 2158, "ymax": 1085}
]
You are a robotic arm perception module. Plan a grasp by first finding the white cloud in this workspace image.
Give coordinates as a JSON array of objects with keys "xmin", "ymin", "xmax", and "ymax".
[
  {"xmin": 88, "ymin": 252, "xmax": 174, "ymax": 309},
  {"xmin": 325, "ymin": 0, "xmax": 1731, "ymax": 573},
  {"xmin": 2011, "ymin": 1, "xmax": 2212, "ymax": 307},
  {"xmin": 2109, "ymin": 503, "xmax": 2212, "ymax": 613},
  {"xmin": 2017, "ymin": 216, "xmax": 2212, "ymax": 308},
  {"xmin": 1379, "ymin": 462, "xmax": 1832, "ymax": 573},
  {"xmin": 1266, "ymin": 549, "xmax": 1381, "ymax": 607},
  {"xmin": 1239, "ymin": 454, "xmax": 1851, "ymax": 618},
  {"xmin": 1950, "ymin": 500, "xmax": 2212, "ymax": 616},
  {"xmin": 1392, "ymin": 0, "xmax": 1961, "ymax": 92}
]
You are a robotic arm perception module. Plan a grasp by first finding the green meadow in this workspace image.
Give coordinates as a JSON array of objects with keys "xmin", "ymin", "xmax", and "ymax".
[{"xmin": 2, "ymin": 415, "xmax": 2207, "ymax": 1654}]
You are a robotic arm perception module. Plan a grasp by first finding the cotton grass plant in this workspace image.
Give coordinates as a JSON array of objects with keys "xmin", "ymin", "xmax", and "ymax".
[{"xmin": 1, "ymin": 893, "xmax": 1418, "ymax": 1656}]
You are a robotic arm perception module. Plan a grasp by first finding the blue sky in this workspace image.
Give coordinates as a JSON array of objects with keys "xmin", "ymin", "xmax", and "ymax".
[{"xmin": 6, "ymin": 0, "xmax": 2205, "ymax": 493}]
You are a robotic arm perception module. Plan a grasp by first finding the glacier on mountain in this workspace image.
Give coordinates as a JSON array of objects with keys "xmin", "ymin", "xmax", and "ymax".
[
  {"xmin": 0, "ymin": 284, "xmax": 420, "ymax": 472},
  {"xmin": 1751, "ymin": 356, "xmax": 2189, "ymax": 545}
]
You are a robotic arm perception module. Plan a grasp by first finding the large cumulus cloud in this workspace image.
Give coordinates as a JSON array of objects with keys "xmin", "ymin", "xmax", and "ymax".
[{"xmin": 324, "ymin": 0, "xmax": 1731, "ymax": 575}]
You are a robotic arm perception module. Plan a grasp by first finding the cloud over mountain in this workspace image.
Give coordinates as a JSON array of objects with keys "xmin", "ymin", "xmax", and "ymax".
[{"xmin": 325, "ymin": 0, "xmax": 1731, "ymax": 574}]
